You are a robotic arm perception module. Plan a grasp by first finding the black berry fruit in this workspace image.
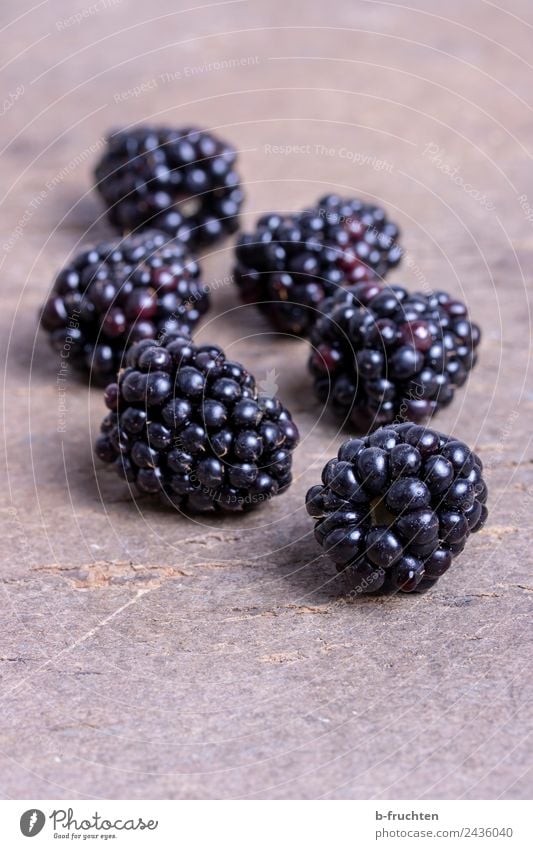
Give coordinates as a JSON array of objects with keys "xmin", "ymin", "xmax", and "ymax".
[
  {"xmin": 234, "ymin": 194, "xmax": 402, "ymax": 336},
  {"xmin": 308, "ymin": 282, "xmax": 480, "ymax": 430},
  {"xmin": 306, "ymin": 424, "xmax": 488, "ymax": 594},
  {"xmin": 95, "ymin": 335, "xmax": 299, "ymax": 513},
  {"xmin": 39, "ymin": 231, "xmax": 208, "ymax": 386},
  {"xmin": 94, "ymin": 126, "xmax": 243, "ymax": 247}
]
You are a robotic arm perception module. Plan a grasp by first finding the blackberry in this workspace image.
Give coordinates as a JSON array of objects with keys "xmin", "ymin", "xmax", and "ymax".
[
  {"xmin": 94, "ymin": 126, "xmax": 243, "ymax": 247},
  {"xmin": 95, "ymin": 335, "xmax": 299, "ymax": 513},
  {"xmin": 234, "ymin": 194, "xmax": 402, "ymax": 336},
  {"xmin": 309, "ymin": 282, "xmax": 480, "ymax": 430},
  {"xmin": 305, "ymin": 423, "xmax": 488, "ymax": 594},
  {"xmin": 39, "ymin": 231, "xmax": 208, "ymax": 386}
]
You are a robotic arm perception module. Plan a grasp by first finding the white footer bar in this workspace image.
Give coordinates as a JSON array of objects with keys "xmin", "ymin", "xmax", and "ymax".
[{"xmin": 2, "ymin": 799, "xmax": 531, "ymax": 848}]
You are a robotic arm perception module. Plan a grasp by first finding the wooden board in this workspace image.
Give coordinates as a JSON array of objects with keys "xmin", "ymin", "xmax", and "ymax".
[{"xmin": 1, "ymin": 0, "xmax": 532, "ymax": 799}]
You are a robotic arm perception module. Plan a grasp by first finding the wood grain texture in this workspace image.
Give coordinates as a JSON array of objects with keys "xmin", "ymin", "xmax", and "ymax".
[{"xmin": 1, "ymin": 0, "xmax": 532, "ymax": 799}]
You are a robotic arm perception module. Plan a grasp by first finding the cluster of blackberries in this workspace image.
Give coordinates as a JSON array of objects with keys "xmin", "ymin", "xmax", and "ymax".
[
  {"xmin": 306, "ymin": 424, "xmax": 488, "ymax": 594},
  {"xmin": 40, "ymin": 231, "xmax": 208, "ymax": 385},
  {"xmin": 94, "ymin": 126, "xmax": 243, "ymax": 247},
  {"xmin": 41, "ymin": 124, "xmax": 244, "ymax": 384},
  {"xmin": 308, "ymin": 282, "xmax": 480, "ymax": 431},
  {"xmin": 35, "ymin": 122, "xmax": 488, "ymax": 595},
  {"xmin": 234, "ymin": 194, "xmax": 402, "ymax": 336},
  {"xmin": 96, "ymin": 335, "xmax": 299, "ymax": 513}
]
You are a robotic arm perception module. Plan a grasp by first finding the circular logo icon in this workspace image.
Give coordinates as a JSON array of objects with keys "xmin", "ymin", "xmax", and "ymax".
[{"xmin": 20, "ymin": 810, "xmax": 45, "ymax": 837}]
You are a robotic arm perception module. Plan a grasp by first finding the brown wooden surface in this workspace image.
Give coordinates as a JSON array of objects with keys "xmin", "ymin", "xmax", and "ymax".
[{"xmin": 1, "ymin": 0, "xmax": 532, "ymax": 800}]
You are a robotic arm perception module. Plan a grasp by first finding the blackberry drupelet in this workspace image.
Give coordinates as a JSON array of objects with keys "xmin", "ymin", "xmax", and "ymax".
[
  {"xmin": 94, "ymin": 126, "xmax": 243, "ymax": 247},
  {"xmin": 39, "ymin": 231, "xmax": 208, "ymax": 386},
  {"xmin": 305, "ymin": 423, "xmax": 488, "ymax": 594},
  {"xmin": 309, "ymin": 282, "xmax": 480, "ymax": 430},
  {"xmin": 234, "ymin": 194, "xmax": 402, "ymax": 336},
  {"xmin": 95, "ymin": 335, "xmax": 299, "ymax": 513}
]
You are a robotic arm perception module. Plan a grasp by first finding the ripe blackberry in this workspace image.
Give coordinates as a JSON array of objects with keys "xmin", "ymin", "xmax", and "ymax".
[
  {"xmin": 306, "ymin": 423, "xmax": 488, "ymax": 594},
  {"xmin": 94, "ymin": 126, "xmax": 243, "ymax": 247},
  {"xmin": 309, "ymin": 282, "xmax": 480, "ymax": 430},
  {"xmin": 95, "ymin": 335, "xmax": 299, "ymax": 513},
  {"xmin": 39, "ymin": 231, "xmax": 208, "ymax": 386},
  {"xmin": 234, "ymin": 194, "xmax": 402, "ymax": 336}
]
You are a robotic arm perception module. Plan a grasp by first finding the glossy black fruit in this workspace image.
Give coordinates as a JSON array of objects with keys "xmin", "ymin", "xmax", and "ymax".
[
  {"xmin": 234, "ymin": 194, "xmax": 402, "ymax": 336},
  {"xmin": 305, "ymin": 424, "xmax": 487, "ymax": 594},
  {"xmin": 95, "ymin": 335, "xmax": 299, "ymax": 513},
  {"xmin": 94, "ymin": 126, "xmax": 243, "ymax": 247},
  {"xmin": 308, "ymin": 283, "xmax": 481, "ymax": 430},
  {"xmin": 39, "ymin": 231, "xmax": 208, "ymax": 385}
]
